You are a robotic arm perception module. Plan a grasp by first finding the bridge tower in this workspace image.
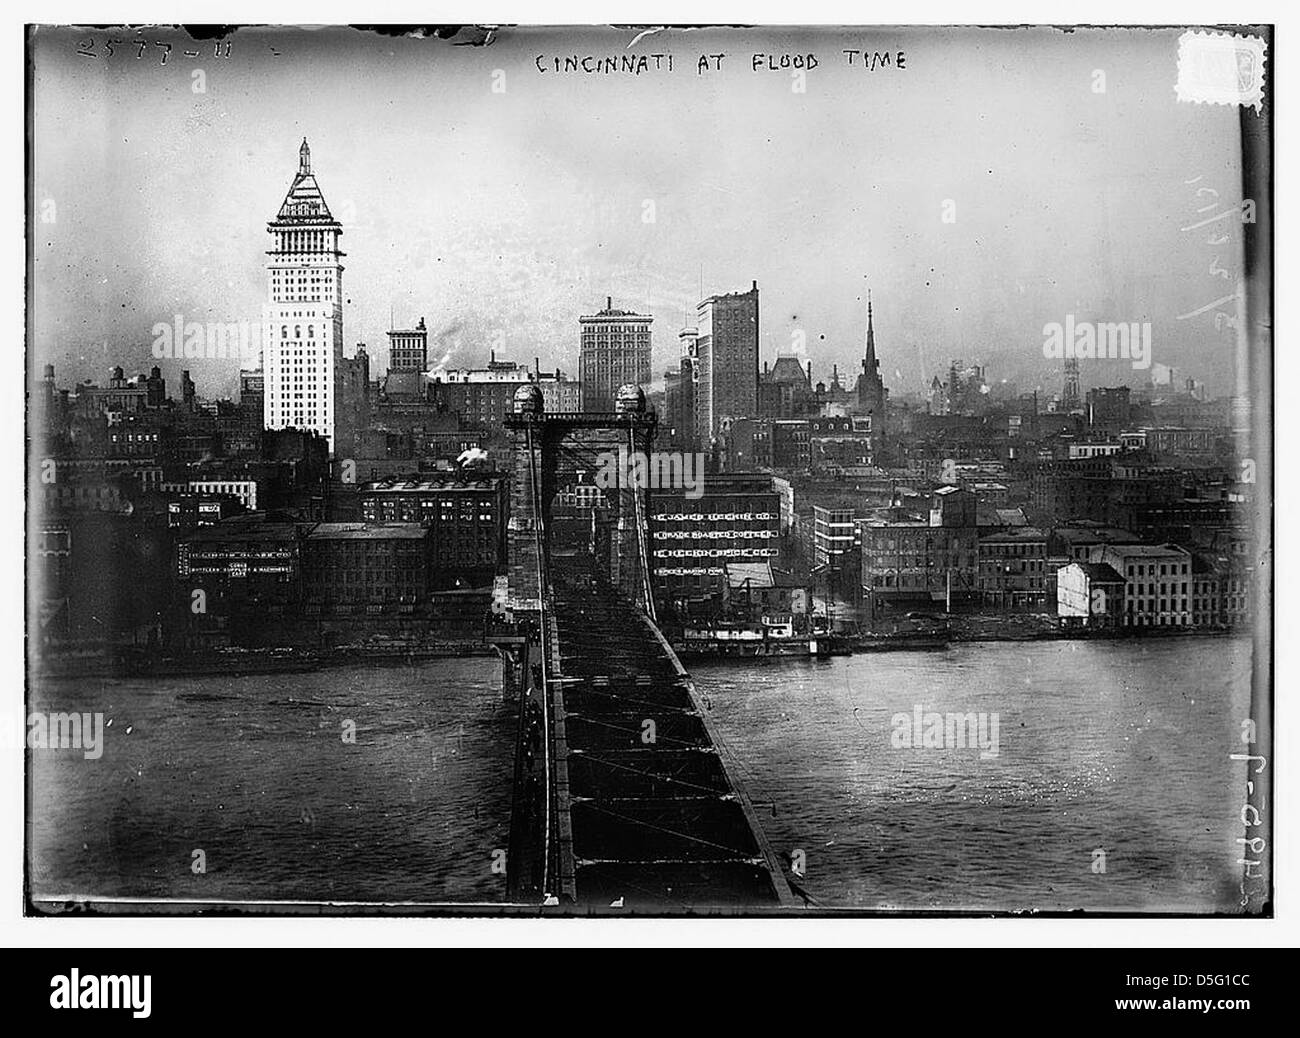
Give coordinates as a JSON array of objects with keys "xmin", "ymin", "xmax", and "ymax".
[{"xmin": 504, "ymin": 382, "xmax": 658, "ymax": 616}]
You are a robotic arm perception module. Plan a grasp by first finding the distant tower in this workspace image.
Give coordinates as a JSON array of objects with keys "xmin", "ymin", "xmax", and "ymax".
[
  {"xmin": 856, "ymin": 289, "xmax": 888, "ymax": 423},
  {"xmin": 387, "ymin": 316, "xmax": 428, "ymax": 373},
  {"xmin": 677, "ymin": 323, "xmax": 701, "ymax": 450},
  {"xmin": 263, "ymin": 137, "xmax": 347, "ymax": 450},
  {"xmin": 579, "ymin": 297, "xmax": 652, "ymax": 412},
  {"xmin": 695, "ymin": 281, "xmax": 759, "ymax": 440},
  {"xmin": 1063, "ymin": 356, "xmax": 1081, "ymax": 412}
]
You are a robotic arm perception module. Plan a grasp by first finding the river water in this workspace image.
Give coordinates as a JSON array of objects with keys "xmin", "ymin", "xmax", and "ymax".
[
  {"xmin": 28, "ymin": 637, "xmax": 1254, "ymax": 912},
  {"xmin": 697, "ymin": 636, "xmax": 1255, "ymax": 912},
  {"xmin": 27, "ymin": 657, "xmax": 515, "ymax": 905}
]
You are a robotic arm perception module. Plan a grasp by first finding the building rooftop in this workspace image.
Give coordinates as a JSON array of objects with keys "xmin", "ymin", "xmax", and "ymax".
[
  {"xmin": 581, "ymin": 297, "xmax": 652, "ymax": 320},
  {"xmin": 388, "ymin": 318, "xmax": 427, "ymax": 335},
  {"xmin": 978, "ymin": 506, "xmax": 1029, "ymax": 527},
  {"xmin": 725, "ymin": 561, "xmax": 774, "ymax": 588},
  {"xmin": 767, "ymin": 356, "xmax": 810, "ymax": 385},
  {"xmin": 650, "ymin": 473, "xmax": 778, "ymax": 499},
  {"xmin": 1073, "ymin": 562, "xmax": 1126, "ymax": 583},
  {"xmin": 182, "ymin": 521, "xmax": 300, "ymax": 543},
  {"xmin": 1097, "ymin": 542, "xmax": 1192, "ymax": 558},
  {"xmin": 1051, "ymin": 525, "xmax": 1143, "ymax": 544},
  {"xmin": 361, "ymin": 475, "xmax": 503, "ymax": 492},
  {"xmin": 860, "ymin": 507, "xmax": 929, "ymax": 527},
  {"xmin": 979, "ymin": 526, "xmax": 1048, "ymax": 542},
  {"xmin": 306, "ymin": 523, "xmax": 431, "ymax": 541}
]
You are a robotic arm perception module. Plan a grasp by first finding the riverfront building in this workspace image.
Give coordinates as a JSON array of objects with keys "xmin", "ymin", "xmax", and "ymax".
[
  {"xmin": 1089, "ymin": 543, "xmax": 1193, "ymax": 627},
  {"xmin": 1056, "ymin": 561, "xmax": 1127, "ymax": 628},
  {"xmin": 358, "ymin": 474, "xmax": 506, "ymax": 580},
  {"xmin": 649, "ymin": 473, "xmax": 781, "ymax": 605}
]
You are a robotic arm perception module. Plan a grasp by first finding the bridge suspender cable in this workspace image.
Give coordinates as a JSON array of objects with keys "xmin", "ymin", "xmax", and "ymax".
[
  {"xmin": 526, "ymin": 423, "xmax": 552, "ymax": 900},
  {"xmin": 629, "ymin": 426, "xmax": 657, "ymax": 623}
]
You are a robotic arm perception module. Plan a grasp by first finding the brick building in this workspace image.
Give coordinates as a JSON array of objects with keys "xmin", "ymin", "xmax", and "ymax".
[
  {"xmin": 978, "ymin": 526, "xmax": 1049, "ymax": 611},
  {"xmin": 649, "ymin": 473, "xmax": 781, "ymax": 605},
  {"xmin": 695, "ymin": 283, "xmax": 759, "ymax": 441},
  {"xmin": 579, "ymin": 298, "xmax": 652, "ymax": 413},
  {"xmin": 302, "ymin": 523, "xmax": 433, "ymax": 606},
  {"xmin": 1089, "ymin": 543, "xmax": 1193, "ymax": 627},
  {"xmin": 358, "ymin": 474, "xmax": 506, "ymax": 582}
]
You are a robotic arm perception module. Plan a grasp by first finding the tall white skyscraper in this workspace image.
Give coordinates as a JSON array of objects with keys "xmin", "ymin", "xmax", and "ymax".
[{"xmin": 263, "ymin": 138, "xmax": 346, "ymax": 452}]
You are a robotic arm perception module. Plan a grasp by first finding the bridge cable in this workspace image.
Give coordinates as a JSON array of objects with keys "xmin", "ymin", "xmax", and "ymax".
[
  {"xmin": 629, "ymin": 425, "xmax": 657, "ymax": 622},
  {"xmin": 526, "ymin": 421, "xmax": 553, "ymax": 899}
]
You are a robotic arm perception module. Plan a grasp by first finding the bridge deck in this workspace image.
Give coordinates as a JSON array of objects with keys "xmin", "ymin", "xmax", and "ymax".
[{"xmin": 548, "ymin": 575, "xmax": 793, "ymax": 909}]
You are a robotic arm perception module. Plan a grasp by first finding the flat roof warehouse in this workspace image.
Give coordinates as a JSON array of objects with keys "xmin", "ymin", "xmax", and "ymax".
[{"xmin": 535, "ymin": 53, "xmax": 676, "ymax": 75}]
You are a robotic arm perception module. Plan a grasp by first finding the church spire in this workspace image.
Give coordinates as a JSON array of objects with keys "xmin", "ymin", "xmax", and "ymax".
[
  {"xmin": 864, "ymin": 289, "xmax": 878, "ymax": 371},
  {"xmin": 299, "ymin": 138, "xmax": 311, "ymax": 175},
  {"xmin": 868, "ymin": 288, "xmax": 878, "ymax": 361},
  {"xmin": 856, "ymin": 287, "xmax": 888, "ymax": 424}
]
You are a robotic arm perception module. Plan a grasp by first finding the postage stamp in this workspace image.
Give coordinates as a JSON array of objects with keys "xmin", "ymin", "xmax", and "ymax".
[{"xmin": 1176, "ymin": 30, "xmax": 1267, "ymax": 111}]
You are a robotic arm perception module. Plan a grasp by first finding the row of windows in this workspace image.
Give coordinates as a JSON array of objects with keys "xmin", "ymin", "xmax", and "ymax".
[
  {"xmin": 872, "ymin": 574, "xmax": 951, "ymax": 588},
  {"xmin": 1125, "ymin": 561, "xmax": 1190, "ymax": 576},
  {"xmin": 1125, "ymin": 600, "xmax": 1190, "ymax": 612},
  {"xmin": 654, "ymin": 512, "xmax": 777, "ymax": 522},
  {"xmin": 278, "ymin": 325, "xmax": 332, "ymax": 338},
  {"xmin": 656, "ymin": 530, "xmax": 777, "ymax": 541},
  {"xmin": 869, "ymin": 557, "xmax": 974, "ymax": 568},
  {"xmin": 868, "ymin": 539, "xmax": 978, "ymax": 552}
]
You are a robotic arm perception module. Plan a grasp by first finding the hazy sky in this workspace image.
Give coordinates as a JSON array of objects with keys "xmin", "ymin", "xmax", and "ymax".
[{"xmin": 30, "ymin": 24, "xmax": 1253, "ymax": 400}]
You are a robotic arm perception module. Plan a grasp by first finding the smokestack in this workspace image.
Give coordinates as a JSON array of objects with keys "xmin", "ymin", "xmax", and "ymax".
[
  {"xmin": 535, "ymin": 356, "xmax": 540, "ymax": 376},
  {"xmin": 807, "ymin": 362, "xmax": 812, "ymax": 383},
  {"xmin": 752, "ymin": 280, "xmax": 758, "ymax": 291},
  {"xmin": 606, "ymin": 296, "xmax": 612, "ymax": 310}
]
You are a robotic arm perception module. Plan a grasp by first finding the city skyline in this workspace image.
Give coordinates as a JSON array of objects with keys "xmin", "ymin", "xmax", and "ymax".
[
  {"xmin": 25, "ymin": 20, "xmax": 1271, "ymax": 925},
  {"xmin": 31, "ymin": 25, "xmax": 1248, "ymax": 402}
]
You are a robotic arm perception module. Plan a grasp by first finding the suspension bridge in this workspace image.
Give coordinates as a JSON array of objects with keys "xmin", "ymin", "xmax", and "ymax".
[{"xmin": 496, "ymin": 383, "xmax": 794, "ymax": 910}]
